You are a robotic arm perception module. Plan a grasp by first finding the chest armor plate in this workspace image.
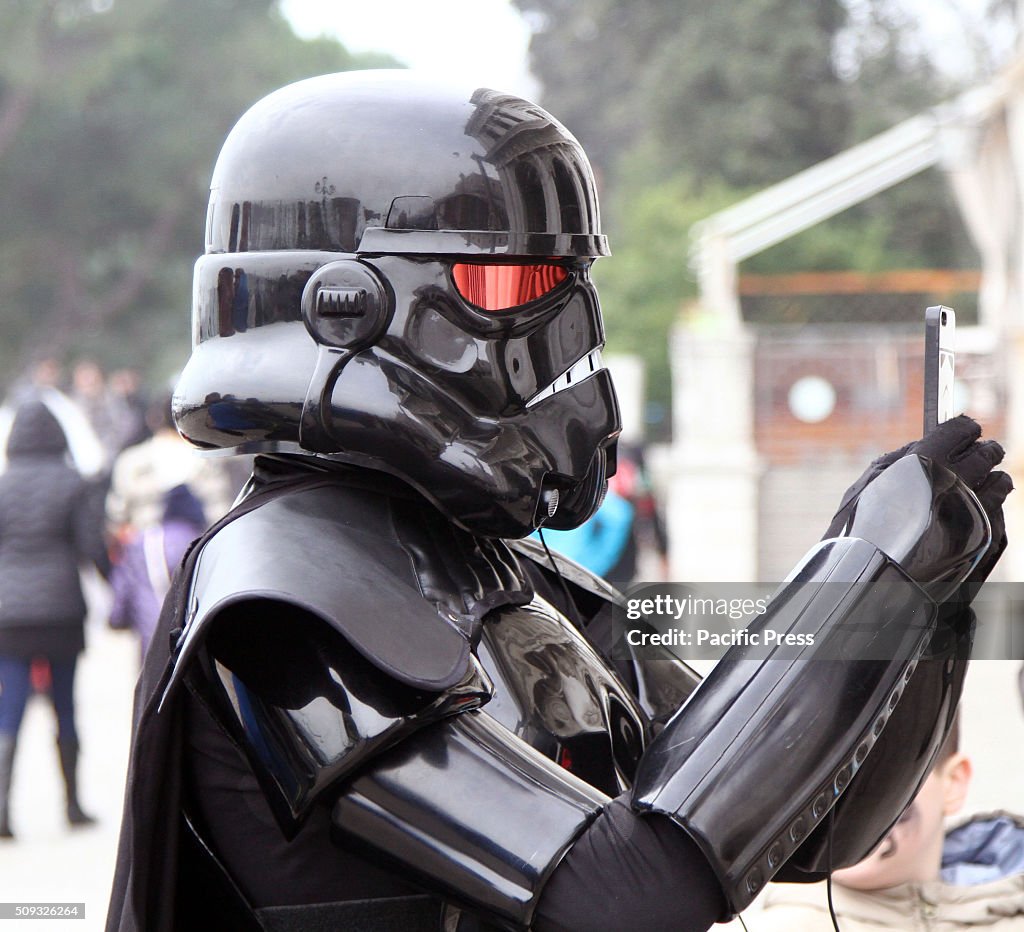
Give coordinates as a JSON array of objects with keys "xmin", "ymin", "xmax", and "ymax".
[{"xmin": 475, "ymin": 595, "xmax": 647, "ymax": 797}]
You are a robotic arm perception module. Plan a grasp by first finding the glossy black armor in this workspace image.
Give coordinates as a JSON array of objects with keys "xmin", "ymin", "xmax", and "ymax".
[
  {"xmin": 171, "ymin": 463, "xmax": 701, "ymax": 928},
  {"xmin": 161, "ymin": 452, "xmax": 989, "ymax": 928},
  {"xmin": 167, "ymin": 478, "xmax": 683, "ymax": 825},
  {"xmin": 633, "ymin": 454, "xmax": 990, "ymax": 912},
  {"xmin": 172, "ymin": 71, "xmax": 620, "ymax": 538}
]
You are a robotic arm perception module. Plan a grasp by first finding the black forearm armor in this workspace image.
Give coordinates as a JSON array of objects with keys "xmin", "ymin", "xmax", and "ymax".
[
  {"xmin": 631, "ymin": 537, "xmax": 942, "ymax": 910},
  {"xmin": 631, "ymin": 454, "xmax": 989, "ymax": 914}
]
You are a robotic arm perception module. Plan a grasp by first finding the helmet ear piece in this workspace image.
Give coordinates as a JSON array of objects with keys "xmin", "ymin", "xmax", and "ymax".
[{"xmin": 301, "ymin": 260, "xmax": 391, "ymax": 351}]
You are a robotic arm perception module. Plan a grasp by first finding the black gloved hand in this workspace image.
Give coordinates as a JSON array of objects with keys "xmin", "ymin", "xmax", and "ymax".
[{"xmin": 824, "ymin": 415, "xmax": 1012, "ymax": 590}]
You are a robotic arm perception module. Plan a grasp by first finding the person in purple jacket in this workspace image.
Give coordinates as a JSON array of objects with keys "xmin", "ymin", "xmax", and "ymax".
[{"xmin": 108, "ymin": 484, "xmax": 206, "ymax": 659}]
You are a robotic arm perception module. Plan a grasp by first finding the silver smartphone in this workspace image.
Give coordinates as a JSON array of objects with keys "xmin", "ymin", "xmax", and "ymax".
[{"xmin": 924, "ymin": 305, "xmax": 956, "ymax": 434}]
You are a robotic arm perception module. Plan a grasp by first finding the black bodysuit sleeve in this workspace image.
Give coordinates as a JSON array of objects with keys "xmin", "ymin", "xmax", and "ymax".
[{"xmin": 534, "ymin": 794, "xmax": 726, "ymax": 932}]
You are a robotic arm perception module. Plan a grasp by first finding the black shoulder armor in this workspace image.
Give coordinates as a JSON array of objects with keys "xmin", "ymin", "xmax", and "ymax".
[
  {"xmin": 190, "ymin": 607, "xmax": 492, "ymax": 837},
  {"xmin": 164, "ymin": 478, "xmax": 534, "ymax": 834},
  {"xmin": 168, "ymin": 480, "xmax": 532, "ymax": 698}
]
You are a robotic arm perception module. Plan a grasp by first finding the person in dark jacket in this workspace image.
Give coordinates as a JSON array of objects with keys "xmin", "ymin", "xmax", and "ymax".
[{"xmin": 0, "ymin": 400, "xmax": 109, "ymax": 838}]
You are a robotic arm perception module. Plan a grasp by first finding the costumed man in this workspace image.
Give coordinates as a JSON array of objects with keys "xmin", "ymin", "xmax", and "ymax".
[{"xmin": 106, "ymin": 71, "xmax": 1012, "ymax": 932}]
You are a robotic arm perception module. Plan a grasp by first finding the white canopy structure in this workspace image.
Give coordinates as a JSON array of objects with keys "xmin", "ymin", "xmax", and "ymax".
[
  {"xmin": 671, "ymin": 57, "xmax": 1024, "ymax": 581},
  {"xmin": 690, "ymin": 70, "xmax": 1019, "ymax": 333}
]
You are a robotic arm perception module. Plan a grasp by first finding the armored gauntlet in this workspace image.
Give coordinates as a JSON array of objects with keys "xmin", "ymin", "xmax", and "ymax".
[{"xmin": 632, "ymin": 441, "xmax": 1005, "ymax": 915}]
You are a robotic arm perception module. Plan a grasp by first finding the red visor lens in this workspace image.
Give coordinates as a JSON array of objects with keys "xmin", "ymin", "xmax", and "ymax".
[{"xmin": 452, "ymin": 263, "xmax": 568, "ymax": 311}]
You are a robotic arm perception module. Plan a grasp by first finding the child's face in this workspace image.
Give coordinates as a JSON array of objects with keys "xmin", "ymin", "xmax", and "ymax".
[{"xmin": 833, "ymin": 754, "xmax": 968, "ymax": 890}]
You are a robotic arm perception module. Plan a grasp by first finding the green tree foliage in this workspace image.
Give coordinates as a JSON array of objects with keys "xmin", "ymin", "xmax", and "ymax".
[
  {"xmin": 592, "ymin": 175, "xmax": 745, "ymax": 432},
  {"xmin": 0, "ymin": 0, "xmax": 396, "ymax": 385},
  {"xmin": 514, "ymin": 0, "xmax": 854, "ymax": 188},
  {"xmin": 513, "ymin": 0, "xmax": 982, "ymax": 432}
]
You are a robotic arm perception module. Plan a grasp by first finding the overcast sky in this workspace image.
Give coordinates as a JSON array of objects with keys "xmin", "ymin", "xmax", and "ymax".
[
  {"xmin": 280, "ymin": 0, "xmax": 1014, "ymax": 102},
  {"xmin": 279, "ymin": 0, "xmax": 539, "ymax": 97}
]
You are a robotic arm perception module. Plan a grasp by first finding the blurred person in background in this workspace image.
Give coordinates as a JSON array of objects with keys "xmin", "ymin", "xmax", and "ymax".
[
  {"xmin": 757, "ymin": 713, "xmax": 1024, "ymax": 930},
  {"xmin": 107, "ymin": 368, "xmax": 151, "ymax": 454},
  {"xmin": 0, "ymin": 355, "xmax": 107, "ymax": 478},
  {"xmin": 616, "ymin": 444, "xmax": 670, "ymax": 581},
  {"xmin": 69, "ymin": 359, "xmax": 123, "ymax": 468},
  {"xmin": 0, "ymin": 401, "xmax": 110, "ymax": 838},
  {"xmin": 108, "ymin": 484, "xmax": 206, "ymax": 661},
  {"xmin": 8, "ymin": 355, "xmax": 65, "ymax": 403},
  {"xmin": 105, "ymin": 394, "xmax": 235, "ymax": 545}
]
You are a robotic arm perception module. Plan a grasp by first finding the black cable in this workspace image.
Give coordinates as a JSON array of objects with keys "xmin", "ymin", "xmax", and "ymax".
[
  {"xmin": 826, "ymin": 804, "xmax": 841, "ymax": 932},
  {"xmin": 536, "ymin": 527, "xmax": 585, "ymax": 630}
]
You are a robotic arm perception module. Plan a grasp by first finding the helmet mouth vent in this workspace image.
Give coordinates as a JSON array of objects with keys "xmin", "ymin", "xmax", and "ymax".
[{"xmin": 526, "ymin": 350, "xmax": 604, "ymax": 408}]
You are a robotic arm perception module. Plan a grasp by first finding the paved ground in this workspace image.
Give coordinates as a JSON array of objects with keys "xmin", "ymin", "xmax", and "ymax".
[
  {"xmin": 0, "ymin": 617, "xmax": 137, "ymax": 932},
  {"xmin": 0, "ymin": 602, "xmax": 1021, "ymax": 932}
]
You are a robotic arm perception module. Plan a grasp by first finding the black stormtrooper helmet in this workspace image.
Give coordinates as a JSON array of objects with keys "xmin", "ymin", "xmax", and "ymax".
[{"xmin": 173, "ymin": 71, "xmax": 620, "ymax": 538}]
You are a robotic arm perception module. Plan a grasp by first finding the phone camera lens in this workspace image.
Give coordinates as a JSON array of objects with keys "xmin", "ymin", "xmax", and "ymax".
[{"xmin": 940, "ymin": 311, "xmax": 947, "ymax": 325}]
